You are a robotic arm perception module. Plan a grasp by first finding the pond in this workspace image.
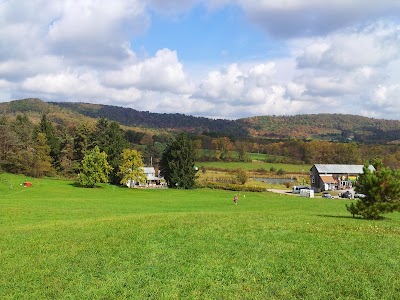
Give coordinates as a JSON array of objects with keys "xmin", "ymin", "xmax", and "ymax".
[{"xmin": 252, "ymin": 177, "xmax": 297, "ymax": 184}]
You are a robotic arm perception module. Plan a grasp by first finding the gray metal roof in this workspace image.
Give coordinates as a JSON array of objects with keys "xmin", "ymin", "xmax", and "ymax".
[{"xmin": 313, "ymin": 164, "xmax": 365, "ymax": 174}]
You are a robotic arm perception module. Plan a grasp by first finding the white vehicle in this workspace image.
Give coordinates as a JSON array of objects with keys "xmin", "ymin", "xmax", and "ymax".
[{"xmin": 293, "ymin": 185, "xmax": 309, "ymax": 194}]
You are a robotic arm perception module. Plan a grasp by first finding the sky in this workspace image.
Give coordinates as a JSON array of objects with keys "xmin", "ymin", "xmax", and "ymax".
[{"xmin": 1, "ymin": 0, "xmax": 400, "ymax": 120}]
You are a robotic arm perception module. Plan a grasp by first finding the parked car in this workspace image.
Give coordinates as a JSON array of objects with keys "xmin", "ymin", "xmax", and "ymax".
[
  {"xmin": 340, "ymin": 191, "xmax": 353, "ymax": 199},
  {"xmin": 354, "ymin": 192, "xmax": 366, "ymax": 198},
  {"xmin": 322, "ymin": 192, "xmax": 332, "ymax": 198}
]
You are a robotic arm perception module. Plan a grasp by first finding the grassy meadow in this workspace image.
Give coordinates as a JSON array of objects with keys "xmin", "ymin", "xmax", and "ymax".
[
  {"xmin": 196, "ymin": 161, "xmax": 311, "ymax": 174},
  {"xmin": 1, "ymin": 173, "xmax": 400, "ymax": 299}
]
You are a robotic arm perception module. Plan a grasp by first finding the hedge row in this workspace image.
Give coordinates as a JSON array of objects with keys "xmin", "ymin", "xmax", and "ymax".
[{"xmin": 196, "ymin": 181, "xmax": 267, "ymax": 192}]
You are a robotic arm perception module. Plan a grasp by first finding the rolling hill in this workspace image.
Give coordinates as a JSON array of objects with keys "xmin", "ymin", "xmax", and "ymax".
[{"xmin": 1, "ymin": 98, "xmax": 399, "ymax": 143}]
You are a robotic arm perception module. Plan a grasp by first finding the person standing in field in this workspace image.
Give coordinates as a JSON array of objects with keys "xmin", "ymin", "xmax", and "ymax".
[{"xmin": 233, "ymin": 194, "xmax": 238, "ymax": 205}]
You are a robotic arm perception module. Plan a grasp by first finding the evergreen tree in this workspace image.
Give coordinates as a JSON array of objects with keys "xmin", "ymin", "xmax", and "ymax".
[
  {"xmin": 160, "ymin": 133, "xmax": 198, "ymax": 189},
  {"xmin": 33, "ymin": 132, "xmax": 54, "ymax": 177},
  {"xmin": 78, "ymin": 146, "xmax": 113, "ymax": 187},
  {"xmin": 118, "ymin": 149, "xmax": 146, "ymax": 188},
  {"xmin": 0, "ymin": 117, "xmax": 18, "ymax": 171},
  {"xmin": 140, "ymin": 133, "xmax": 154, "ymax": 166},
  {"xmin": 73, "ymin": 123, "xmax": 92, "ymax": 164},
  {"xmin": 346, "ymin": 159, "xmax": 400, "ymax": 219},
  {"xmin": 10, "ymin": 115, "xmax": 35, "ymax": 175},
  {"xmin": 59, "ymin": 133, "xmax": 75, "ymax": 177},
  {"xmin": 38, "ymin": 114, "xmax": 61, "ymax": 168},
  {"xmin": 91, "ymin": 118, "xmax": 128, "ymax": 184}
]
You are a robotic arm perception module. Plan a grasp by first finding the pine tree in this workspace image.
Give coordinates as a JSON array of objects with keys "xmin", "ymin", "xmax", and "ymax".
[
  {"xmin": 38, "ymin": 114, "xmax": 61, "ymax": 168},
  {"xmin": 33, "ymin": 133, "xmax": 54, "ymax": 177},
  {"xmin": 91, "ymin": 119, "xmax": 128, "ymax": 184},
  {"xmin": 346, "ymin": 159, "xmax": 400, "ymax": 219},
  {"xmin": 73, "ymin": 123, "xmax": 92, "ymax": 164},
  {"xmin": 160, "ymin": 133, "xmax": 198, "ymax": 189}
]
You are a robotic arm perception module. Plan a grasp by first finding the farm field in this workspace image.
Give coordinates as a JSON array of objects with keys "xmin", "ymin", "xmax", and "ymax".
[
  {"xmin": 197, "ymin": 161, "xmax": 311, "ymax": 173},
  {"xmin": 1, "ymin": 173, "xmax": 399, "ymax": 299}
]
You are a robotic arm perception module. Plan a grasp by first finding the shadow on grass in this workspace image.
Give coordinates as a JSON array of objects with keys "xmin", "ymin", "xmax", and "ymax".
[
  {"xmin": 68, "ymin": 182, "xmax": 127, "ymax": 189},
  {"xmin": 318, "ymin": 214, "xmax": 390, "ymax": 221},
  {"xmin": 317, "ymin": 214, "xmax": 366, "ymax": 220}
]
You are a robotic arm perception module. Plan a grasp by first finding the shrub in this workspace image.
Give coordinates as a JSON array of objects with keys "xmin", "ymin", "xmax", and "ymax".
[
  {"xmin": 196, "ymin": 181, "xmax": 267, "ymax": 192},
  {"xmin": 276, "ymin": 168, "xmax": 285, "ymax": 175},
  {"xmin": 236, "ymin": 170, "xmax": 248, "ymax": 185}
]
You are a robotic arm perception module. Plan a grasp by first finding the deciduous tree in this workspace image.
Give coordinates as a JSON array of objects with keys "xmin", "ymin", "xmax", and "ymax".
[
  {"xmin": 78, "ymin": 146, "xmax": 113, "ymax": 187},
  {"xmin": 118, "ymin": 149, "xmax": 146, "ymax": 188}
]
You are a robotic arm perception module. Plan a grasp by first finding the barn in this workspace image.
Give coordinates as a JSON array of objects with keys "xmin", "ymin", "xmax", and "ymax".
[{"xmin": 310, "ymin": 164, "xmax": 373, "ymax": 192}]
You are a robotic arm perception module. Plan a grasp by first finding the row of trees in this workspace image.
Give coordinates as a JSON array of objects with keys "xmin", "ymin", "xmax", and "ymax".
[
  {"xmin": 1, "ymin": 114, "xmax": 399, "ymax": 219},
  {"xmin": 77, "ymin": 133, "xmax": 198, "ymax": 189},
  {"xmin": 0, "ymin": 114, "xmax": 197, "ymax": 188},
  {"xmin": 196, "ymin": 137, "xmax": 400, "ymax": 168},
  {"xmin": 0, "ymin": 115, "xmax": 130, "ymax": 183}
]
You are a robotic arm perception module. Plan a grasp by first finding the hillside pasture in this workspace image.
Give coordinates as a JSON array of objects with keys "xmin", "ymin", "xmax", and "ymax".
[{"xmin": 1, "ymin": 174, "xmax": 399, "ymax": 299}]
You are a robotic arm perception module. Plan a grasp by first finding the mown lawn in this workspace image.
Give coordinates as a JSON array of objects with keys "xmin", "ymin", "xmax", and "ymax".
[{"xmin": 1, "ymin": 173, "xmax": 399, "ymax": 299}]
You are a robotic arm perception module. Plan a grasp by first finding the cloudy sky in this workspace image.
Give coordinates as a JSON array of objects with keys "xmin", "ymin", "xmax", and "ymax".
[{"xmin": 1, "ymin": 0, "xmax": 400, "ymax": 120}]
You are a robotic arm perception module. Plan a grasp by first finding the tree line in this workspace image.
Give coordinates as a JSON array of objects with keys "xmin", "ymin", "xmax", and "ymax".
[
  {"xmin": 1, "ymin": 114, "xmax": 399, "ymax": 183},
  {"xmin": 0, "ymin": 115, "xmax": 198, "ymax": 188}
]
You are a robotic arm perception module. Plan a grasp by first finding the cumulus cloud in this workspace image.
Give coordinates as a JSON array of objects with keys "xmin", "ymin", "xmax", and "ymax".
[
  {"xmin": 103, "ymin": 49, "xmax": 193, "ymax": 93},
  {"xmin": 296, "ymin": 23, "xmax": 400, "ymax": 70},
  {"xmin": 46, "ymin": 0, "xmax": 148, "ymax": 66},
  {"xmin": 0, "ymin": 0, "xmax": 147, "ymax": 69},
  {"xmin": 147, "ymin": 0, "xmax": 202, "ymax": 16},
  {"xmin": 1, "ymin": 0, "xmax": 400, "ymax": 120},
  {"xmin": 234, "ymin": 0, "xmax": 400, "ymax": 38}
]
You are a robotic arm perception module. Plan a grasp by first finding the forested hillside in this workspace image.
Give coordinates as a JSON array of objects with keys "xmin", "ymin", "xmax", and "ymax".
[
  {"xmin": 49, "ymin": 101, "xmax": 249, "ymax": 137},
  {"xmin": 1, "ymin": 98, "xmax": 400, "ymax": 180},
  {"xmin": 1, "ymin": 98, "xmax": 399, "ymax": 144},
  {"xmin": 243, "ymin": 114, "xmax": 400, "ymax": 143},
  {"xmin": 49, "ymin": 100, "xmax": 400, "ymax": 144}
]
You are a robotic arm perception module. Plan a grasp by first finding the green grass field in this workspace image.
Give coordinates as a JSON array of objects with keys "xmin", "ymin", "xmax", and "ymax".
[
  {"xmin": 1, "ymin": 173, "xmax": 399, "ymax": 299},
  {"xmin": 197, "ymin": 161, "xmax": 311, "ymax": 173}
]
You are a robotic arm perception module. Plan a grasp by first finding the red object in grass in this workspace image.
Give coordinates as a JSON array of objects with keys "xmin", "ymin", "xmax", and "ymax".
[{"xmin": 23, "ymin": 182, "xmax": 32, "ymax": 187}]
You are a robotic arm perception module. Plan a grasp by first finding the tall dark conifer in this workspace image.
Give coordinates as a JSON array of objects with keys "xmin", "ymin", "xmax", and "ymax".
[
  {"xmin": 160, "ymin": 133, "xmax": 197, "ymax": 189},
  {"xmin": 38, "ymin": 114, "xmax": 61, "ymax": 169},
  {"xmin": 347, "ymin": 159, "xmax": 400, "ymax": 219},
  {"xmin": 91, "ymin": 118, "xmax": 128, "ymax": 184}
]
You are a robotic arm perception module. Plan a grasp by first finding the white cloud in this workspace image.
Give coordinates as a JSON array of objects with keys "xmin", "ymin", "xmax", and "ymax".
[
  {"xmin": 0, "ymin": 56, "xmax": 64, "ymax": 80},
  {"xmin": 0, "ymin": 1, "xmax": 400, "ymax": 120},
  {"xmin": 46, "ymin": 0, "xmax": 147, "ymax": 66},
  {"xmin": 103, "ymin": 49, "xmax": 193, "ymax": 93},
  {"xmin": 296, "ymin": 23, "xmax": 400, "ymax": 70},
  {"xmin": 372, "ymin": 84, "xmax": 400, "ymax": 108},
  {"xmin": 235, "ymin": 0, "xmax": 400, "ymax": 37}
]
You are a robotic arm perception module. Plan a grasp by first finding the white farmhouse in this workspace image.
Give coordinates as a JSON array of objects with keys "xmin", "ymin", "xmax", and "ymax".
[{"xmin": 126, "ymin": 167, "xmax": 164, "ymax": 188}]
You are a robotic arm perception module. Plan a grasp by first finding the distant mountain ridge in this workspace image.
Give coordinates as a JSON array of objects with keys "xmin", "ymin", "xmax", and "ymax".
[
  {"xmin": 1, "ymin": 98, "xmax": 399, "ymax": 143},
  {"xmin": 49, "ymin": 101, "xmax": 248, "ymax": 137}
]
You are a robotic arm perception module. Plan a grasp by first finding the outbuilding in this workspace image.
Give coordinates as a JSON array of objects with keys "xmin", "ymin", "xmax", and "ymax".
[{"xmin": 310, "ymin": 164, "xmax": 373, "ymax": 192}]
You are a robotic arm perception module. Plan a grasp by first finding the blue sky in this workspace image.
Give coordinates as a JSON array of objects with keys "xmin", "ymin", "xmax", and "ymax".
[
  {"xmin": 133, "ymin": 5, "xmax": 282, "ymax": 64},
  {"xmin": 1, "ymin": 0, "xmax": 400, "ymax": 120}
]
